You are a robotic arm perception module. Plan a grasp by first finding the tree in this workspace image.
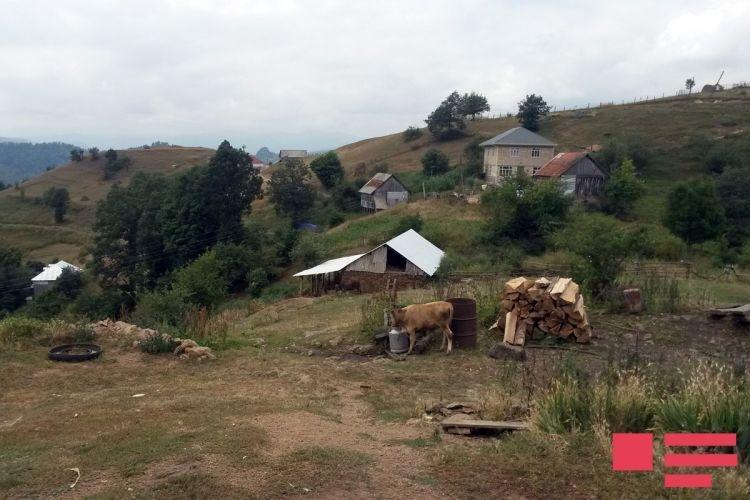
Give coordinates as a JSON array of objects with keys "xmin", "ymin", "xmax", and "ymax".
[
  {"xmin": 309, "ymin": 151, "xmax": 344, "ymax": 189},
  {"xmin": 88, "ymin": 147, "xmax": 100, "ymax": 160},
  {"xmin": 0, "ymin": 247, "xmax": 33, "ymax": 315},
  {"xmin": 603, "ymin": 159, "xmax": 645, "ymax": 219},
  {"xmin": 716, "ymin": 165, "xmax": 750, "ymax": 247},
  {"xmin": 482, "ymin": 174, "xmax": 571, "ymax": 253},
  {"xmin": 421, "ymin": 148, "xmax": 451, "ymax": 176},
  {"xmin": 53, "ymin": 267, "xmax": 84, "ymax": 299},
  {"xmin": 70, "ymin": 148, "xmax": 84, "ymax": 162},
  {"xmin": 268, "ymin": 159, "xmax": 316, "ymax": 221},
  {"xmin": 685, "ymin": 77, "xmax": 696, "ymax": 96},
  {"xmin": 464, "ymin": 136, "xmax": 487, "ymax": 178},
  {"xmin": 425, "ymin": 91, "xmax": 466, "ymax": 141},
  {"xmin": 704, "ymin": 142, "xmax": 741, "ymax": 175},
  {"xmin": 403, "ymin": 126, "xmax": 423, "ymax": 142},
  {"xmin": 556, "ymin": 213, "xmax": 641, "ymax": 298},
  {"xmin": 664, "ymin": 179, "xmax": 726, "ymax": 244},
  {"xmin": 460, "ymin": 92, "xmax": 490, "ymax": 120},
  {"xmin": 331, "ymin": 181, "xmax": 361, "ymax": 212},
  {"xmin": 290, "ymin": 232, "xmax": 325, "ymax": 268},
  {"xmin": 42, "ymin": 186, "xmax": 69, "ymax": 223},
  {"xmin": 104, "ymin": 148, "xmax": 118, "ymax": 163},
  {"xmin": 516, "ymin": 94, "xmax": 551, "ymax": 131},
  {"xmin": 160, "ymin": 140, "xmax": 262, "ymax": 264}
]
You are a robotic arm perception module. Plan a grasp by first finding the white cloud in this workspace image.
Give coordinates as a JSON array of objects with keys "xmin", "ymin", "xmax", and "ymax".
[{"xmin": 0, "ymin": 0, "xmax": 746, "ymax": 150}]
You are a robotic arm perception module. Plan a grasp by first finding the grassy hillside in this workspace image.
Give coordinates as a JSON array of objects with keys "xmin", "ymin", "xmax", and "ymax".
[
  {"xmin": 0, "ymin": 147, "xmax": 214, "ymax": 262},
  {"xmin": 336, "ymin": 90, "xmax": 750, "ymax": 179}
]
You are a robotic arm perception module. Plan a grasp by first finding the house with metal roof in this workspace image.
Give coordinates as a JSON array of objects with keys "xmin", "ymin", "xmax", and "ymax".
[
  {"xmin": 534, "ymin": 152, "xmax": 606, "ymax": 197},
  {"xmin": 31, "ymin": 260, "xmax": 81, "ymax": 297},
  {"xmin": 480, "ymin": 127, "xmax": 556, "ymax": 184},
  {"xmin": 294, "ymin": 229, "xmax": 443, "ymax": 294},
  {"xmin": 358, "ymin": 173, "xmax": 409, "ymax": 211}
]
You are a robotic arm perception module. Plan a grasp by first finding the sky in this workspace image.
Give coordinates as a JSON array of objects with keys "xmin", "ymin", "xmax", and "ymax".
[{"xmin": 0, "ymin": 0, "xmax": 747, "ymax": 151}]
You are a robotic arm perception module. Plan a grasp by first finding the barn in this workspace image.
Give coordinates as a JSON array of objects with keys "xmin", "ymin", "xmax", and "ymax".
[
  {"xmin": 294, "ymin": 229, "xmax": 444, "ymax": 294},
  {"xmin": 359, "ymin": 173, "xmax": 409, "ymax": 211},
  {"xmin": 533, "ymin": 152, "xmax": 606, "ymax": 197}
]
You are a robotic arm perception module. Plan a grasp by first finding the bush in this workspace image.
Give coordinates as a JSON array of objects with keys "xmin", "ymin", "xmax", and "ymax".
[
  {"xmin": 603, "ymin": 159, "xmax": 645, "ymax": 219},
  {"xmin": 136, "ymin": 333, "xmax": 177, "ymax": 354},
  {"xmin": 634, "ymin": 224, "xmax": 686, "ymax": 260},
  {"xmin": 71, "ymin": 289, "xmax": 129, "ymax": 320},
  {"xmin": 483, "ymin": 174, "xmax": 571, "ymax": 254},
  {"xmin": 392, "ymin": 214, "xmax": 423, "ymax": 236},
  {"xmin": 421, "ymin": 149, "xmax": 451, "ymax": 176},
  {"xmin": 331, "ymin": 181, "xmax": 361, "ymax": 212},
  {"xmin": 555, "ymin": 213, "xmax": 640, "ymax": 298},
  {"xmin": 130, "ymin": 289, "xmax": 190, "ymax": 331},
  {"xmin": 664, "ymin": 178, "xmax": 726, "ymax": 244},
  {"xmin": 0, "ymin": 316, "xmax": 49, "ymax": 345},
  {"xmin": 403, "ymin": 126, "xmax": 423, "ymax": 142},
  {"xmin": 291, "ymin": 232, "xmax": 325, "ymax": 268}
]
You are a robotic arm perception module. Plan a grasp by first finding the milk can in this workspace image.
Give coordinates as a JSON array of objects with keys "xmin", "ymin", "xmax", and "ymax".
[{"xmin": 388, "ymin": 327, "xmax": 409, "ymax": 354}]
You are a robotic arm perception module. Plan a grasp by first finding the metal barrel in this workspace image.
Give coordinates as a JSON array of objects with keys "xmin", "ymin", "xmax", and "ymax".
[{"xmin": 447, "ymin": 298, "xmax": 477, "ymax": 349}]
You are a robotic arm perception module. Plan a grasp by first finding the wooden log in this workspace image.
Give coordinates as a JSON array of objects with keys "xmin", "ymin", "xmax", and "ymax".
[
  {"xmin": 560, "ymin": 281, "xmax": 580, "ymax": 305},
  {"xmin": 503, "ymin": 311, "xmax": 518, "ymax": 344},
  {"xmin": 550, "ymin": 278, "xmax": 572, "ymax": 298}
]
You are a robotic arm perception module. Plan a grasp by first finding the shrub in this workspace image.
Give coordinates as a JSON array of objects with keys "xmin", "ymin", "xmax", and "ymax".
[
  {"xmin": 483, "ymin": 174, "xmax": 571, "ymax": 254},
  {"xmin": 258, "ymin": 281, "xmax": 298, "ymax": 302},
  {"xmin": 555, "ymin": 213, "xmax": 640, "ymax": 298},
  {"xmin": 136, "ymin": 333, "xmax": 177, "ymax": 354},
  {"xmin": 421, "ymin": 149, "xmax": 451, "ymax": 176},
  {"xmin": 130, "ymin": 289, "xmax": 190, "ymax": 331},
  {"xmin": 291, "ymin": 232, "xmax": 325, "ymax": 268},
  {"xmin": 603, "ymin": 159, "xmax": 645, "ymax": 219},
  {"xmin": 393, "ymin": 214, "xmax": 423, "ymax": 236},
  {"xmin": 0, "ymin": 316, "xmax": 49, "ymax": 345},
  {"xmin": 664, "ymin": 178, "xmax": 726, "ymax": 244},
  {"xmin": 71, "ymin": 289, "xmax": 129, "ymax": 320},
  {"xmin": 634, "ymin": 224, "xmax": 686, "ymax": 261},
  {"xmin": 331, "ymin": 181, "xmax": 361, "ymax": 212},
  {"xmin": 403, "ymin": 126, "xmax": 423, "ymax": 142}
]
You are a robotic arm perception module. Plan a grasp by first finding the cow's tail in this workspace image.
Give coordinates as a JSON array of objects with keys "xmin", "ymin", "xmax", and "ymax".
[{"xmin": 447, "ymin": 302, "xmax": 454, "ymax": 323}]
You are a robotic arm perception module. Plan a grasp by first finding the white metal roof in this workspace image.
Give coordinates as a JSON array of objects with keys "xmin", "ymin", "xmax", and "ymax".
[
  {"xmin": 378, "ymin": 229, "xmax": 444, "ymax": 276},
  {"xmin": 293, "ymin": 254, "xmax": 365, "ymax": 277},
  {"xmin": 31, "ymin": 260, "xmax": 82, "ymax": 282}
]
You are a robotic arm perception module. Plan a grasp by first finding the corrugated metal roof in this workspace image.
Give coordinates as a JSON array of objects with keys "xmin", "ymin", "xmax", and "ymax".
[
  {"xmin": 293, "ymin": 254, "xmax": 365, "ymax": 277},
  {"xmin": 31, "ymin": 260, "xmax": 82, "ymax": 282},
  {"xmin": 358, "ymin": 172, "xmax": 392, "ymax": 194},
  {"xmin": 479, "ymin": 127, "xmax": 556, "ymax": 147},
  {"xmin": 379, "ymin": 229, "xmax": 444, "ymax": 276},
  {"xmin": 534, "ymin": 152, "xmax": 588, "ymax": 177}
]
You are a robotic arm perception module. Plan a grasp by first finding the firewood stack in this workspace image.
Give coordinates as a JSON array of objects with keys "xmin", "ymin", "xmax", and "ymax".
[{"xmin": 490, "ymin": 277, "xmax": 592, "ymax": 346}]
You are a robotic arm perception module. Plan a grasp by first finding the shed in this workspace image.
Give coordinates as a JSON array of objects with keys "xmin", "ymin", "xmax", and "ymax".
[
  {"xmin": 534, "ymin": 152, "xmax": 606, "ymax": 197},
  {"xmin": 279, "ymin": 149, "xmax": 307, "ymax": 162},
  {"xmin": 293, "ymin": 229, "xmax": 444, "ymax": 294},
  {"xmin": 31, "ymin": 260, "xmax": 81, "ymax": 297},
  {"xmin": 359, "ymin": 173, "xmax": 409, "ymax": 211}
]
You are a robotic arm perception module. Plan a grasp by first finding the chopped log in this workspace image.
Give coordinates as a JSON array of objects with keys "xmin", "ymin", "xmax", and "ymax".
[
  {"xmin": 503, "ymin": 311, "xmax": 518, "ymax": 344},
  {"xmin": 623, "ymin": 288, "xmax": 644, "ymax": 314},
  {"xmin": 488, "ymin": 341, "xmax": 526, "ymax": 361},
  {"xmin": 535, "ymin": 277, "xmax": 551, "ymax": 288},
  {"xmin": 550, "ymin": 278, "xmax": 572, "ymax": 298},
  {"xmin": 560, "ymin": 281, "xmax": 580, "ymax": 305}
]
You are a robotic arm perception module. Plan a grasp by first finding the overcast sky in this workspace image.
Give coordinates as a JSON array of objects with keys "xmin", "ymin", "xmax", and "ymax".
[{"xmin": 0, "ymin": 0, "xmax": 747, "ymax": 151}]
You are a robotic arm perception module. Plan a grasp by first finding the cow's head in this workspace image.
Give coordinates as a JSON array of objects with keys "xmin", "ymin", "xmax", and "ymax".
[{"xmin": 390, "ymin": 307, "xmax": 406, "ymax": 327}]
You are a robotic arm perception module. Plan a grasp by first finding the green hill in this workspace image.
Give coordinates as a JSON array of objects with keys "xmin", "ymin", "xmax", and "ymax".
[{"xmin": 0, "ymin": 146, "xmax": 214, "ymax": 262}]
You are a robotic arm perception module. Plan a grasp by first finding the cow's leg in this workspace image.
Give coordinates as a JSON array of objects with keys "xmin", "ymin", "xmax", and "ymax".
[
  {"xmin": 443, "ymin": 324, "xmax": 454, "ymax": 353},
  {"xmin": 406, "ymin": 327, "xmax": 416, "ymax": 355},
  {"xmin": 440, "ymin": 328, "xmax": 446, "ymax": 350}
]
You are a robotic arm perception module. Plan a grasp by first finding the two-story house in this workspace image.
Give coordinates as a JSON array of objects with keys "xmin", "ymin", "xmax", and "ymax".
[{"xmin": 480, "ymin": 127, "xmax": 556, "ymax": 185}]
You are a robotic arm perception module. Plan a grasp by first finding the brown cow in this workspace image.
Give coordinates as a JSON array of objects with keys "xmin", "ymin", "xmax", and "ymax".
[{"xmin": 390, "ymin": 301, "xmax": 454, "ymax": 354}]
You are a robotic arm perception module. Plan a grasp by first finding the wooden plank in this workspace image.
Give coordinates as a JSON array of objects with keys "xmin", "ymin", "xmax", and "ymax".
[
  {"xmin": 440, "ymin": 419, "xmax": 530, "ymax": 431},
  {"xmin": 503, "ymin": 311, "xmax": 518, "ymax": 344}
]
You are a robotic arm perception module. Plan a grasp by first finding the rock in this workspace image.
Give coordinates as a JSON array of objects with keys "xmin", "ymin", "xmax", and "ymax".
[
  {"xmin": 350, "ymin": 344, "xmax": 382, "ymax": 356},
  {"xmin": 328, "ymin": 336, "xmax": 343, "ymax": 347},
  {"xmin": 488, "ymin": 342, "xmax": 526, "ymax": 361}
]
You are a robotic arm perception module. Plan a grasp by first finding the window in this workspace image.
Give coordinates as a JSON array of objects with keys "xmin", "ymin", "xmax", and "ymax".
[
  {"xmin": 509, "ymin": 148, "xmax": 519, "ymax": 158},
  {"xmin": 499, "ymin": 165, "xmax": 514, "ymax": 177},
  {"xmin": 532, "ymin": 166, "xmax": 541, "ymax": 175},
  {"xmin": 531, "ymin": 148, "xmax": 540, "ymax": 158}
]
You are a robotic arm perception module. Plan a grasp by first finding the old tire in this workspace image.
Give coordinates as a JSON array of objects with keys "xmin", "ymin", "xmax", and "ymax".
[{"xmin": 48, "ymin": 344, "xmax": 102, "ymax": 362}]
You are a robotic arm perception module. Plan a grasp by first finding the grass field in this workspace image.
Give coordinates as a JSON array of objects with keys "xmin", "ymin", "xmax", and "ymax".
[{"xmin": 3, "ymin": 286, "xmax": 750, "ymax": 498}]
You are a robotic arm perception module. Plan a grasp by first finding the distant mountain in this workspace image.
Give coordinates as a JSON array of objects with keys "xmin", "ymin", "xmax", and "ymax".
[
  {"xmin": 0, "ymin": 141, "xmax": 79, "ymax": 184},
  {"xmin": 255, "ymin": 147, "xmax": 279, "ymax": 164}
]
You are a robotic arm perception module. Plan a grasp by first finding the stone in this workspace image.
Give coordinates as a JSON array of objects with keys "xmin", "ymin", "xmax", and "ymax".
[
  {"xmin": 623, "ymin": 288, "xmax": 644, "ymax": 314},
  {"xmin": 487, "ymin": 342, "xmax": 526, "ymax": 361}
]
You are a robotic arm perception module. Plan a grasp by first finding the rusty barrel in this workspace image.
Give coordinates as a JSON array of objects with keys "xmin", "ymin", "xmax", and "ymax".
[{"xmin": 447, "ymin": 298, "xmax": 477, "ymax": 349}]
